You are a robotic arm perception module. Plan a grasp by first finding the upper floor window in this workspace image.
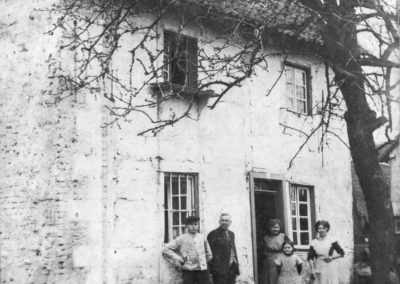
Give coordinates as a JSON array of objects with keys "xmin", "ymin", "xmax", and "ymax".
[
  {"xmin": 163, "ymin": 31, "xmax": 198, "ymax": 89},
  {"xmin": 164, "ymin": 172, "xmax": 199, "ymax": 242},
  {"xmin": 284, "ymin": 64, "xmax": 311, "ymax": 115},
  {"xmin": 289, "ymin": 184, "xmax": 314, "ymax": 247}
]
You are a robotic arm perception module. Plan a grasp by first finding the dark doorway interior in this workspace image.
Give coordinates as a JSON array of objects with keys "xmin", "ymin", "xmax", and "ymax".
[{"xmin": 253, "ymin": 179, "xmax": 284, "ymax": 283}]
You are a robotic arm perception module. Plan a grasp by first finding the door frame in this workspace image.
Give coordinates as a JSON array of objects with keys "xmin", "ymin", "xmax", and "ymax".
[{"xmin": 248, "ymin": 171, "xmax": 286, "ymax": 284}]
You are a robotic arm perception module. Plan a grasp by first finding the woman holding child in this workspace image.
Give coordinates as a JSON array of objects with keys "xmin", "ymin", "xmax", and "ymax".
[{"xmin": 262, "ymin": 219, "xmax": 290, "ymax": 284}]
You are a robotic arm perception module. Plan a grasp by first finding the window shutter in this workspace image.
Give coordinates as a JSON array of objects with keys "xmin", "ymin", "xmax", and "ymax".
[
  {"xmin": 307, "ymin": 69, "xmax": 312, "ymax": 115},
  {"xmin": 187, "ymin": 37, "xmax": 198, "ymax": 88},
  {"xmin": 163, "ymin": 31, "xmax": 198, "ymax": 88},
  {"xmin": 163, "ymin": 31, "xmax": 172, "ymax": 83}
]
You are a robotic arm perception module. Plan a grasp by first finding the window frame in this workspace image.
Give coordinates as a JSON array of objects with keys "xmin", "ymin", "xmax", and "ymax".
[
  {"xmin": 163, "ymin": 30, "xmax": 198, "ymax": 89},
  {"xmin": 287, "ymin": 183, "xmax": 316, "ymax": 250},
  {"xmin": 284, "ymin": 62, "xmax": 312, "ymax": 115},
  {"xmin": 163, "ymin": 172, "xmax": 199, "ymax": 242}
]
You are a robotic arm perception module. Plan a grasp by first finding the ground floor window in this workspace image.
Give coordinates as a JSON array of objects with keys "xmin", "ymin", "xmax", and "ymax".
[
  {"xmin": 289, "ymin": 184, "xmax": 314, "ymax": 247},
  {"xmin": 164, "ymin": 173, "xmax": 198, "ymax": 242}
]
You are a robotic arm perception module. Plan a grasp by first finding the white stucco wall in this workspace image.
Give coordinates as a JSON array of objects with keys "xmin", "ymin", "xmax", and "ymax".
[{"xmin": 99, "ymin": 16, "xmax": 354, "ymax": 284}]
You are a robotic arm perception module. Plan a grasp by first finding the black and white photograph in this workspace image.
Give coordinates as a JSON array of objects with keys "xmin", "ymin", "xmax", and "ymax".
[{"xmin": 1, "ymin": 0, "xmax": 399, "ymax": 283}]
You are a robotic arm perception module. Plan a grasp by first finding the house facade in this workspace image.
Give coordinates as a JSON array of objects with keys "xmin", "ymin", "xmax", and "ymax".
[{"xmin": 0, "ymin": 1, "xmax": 353, "ymax": 283}]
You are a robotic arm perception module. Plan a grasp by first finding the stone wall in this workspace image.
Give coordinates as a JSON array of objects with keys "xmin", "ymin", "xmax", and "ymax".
[{"xmin": 0, "ymin": 1, "xmax": 105, "ymax": 283}]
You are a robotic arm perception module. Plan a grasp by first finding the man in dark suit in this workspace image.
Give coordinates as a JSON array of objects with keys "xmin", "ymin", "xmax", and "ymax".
[{"xmin": 207, "ymin": 213, "xmax": 239, "ymax": 284}]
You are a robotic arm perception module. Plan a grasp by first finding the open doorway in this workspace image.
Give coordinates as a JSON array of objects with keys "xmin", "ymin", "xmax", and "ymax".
[{"xmin": 250, "ymin": 176, "xmax": 285, "ymax": 284}]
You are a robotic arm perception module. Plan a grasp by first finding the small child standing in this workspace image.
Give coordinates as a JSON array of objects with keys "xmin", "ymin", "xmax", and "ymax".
[{"xmin": 274, "ymin": 240, "xmax": 303, "ymax": 284}]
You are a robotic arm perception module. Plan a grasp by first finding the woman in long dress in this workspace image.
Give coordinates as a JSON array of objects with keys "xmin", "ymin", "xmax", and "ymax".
[
  {"xmin": 308, "ymin": 220, "xmax": 345, "ymax": 284},
  {"xmin": 263, "ymin": 219, "xmax": 290, "ymax": 284}
]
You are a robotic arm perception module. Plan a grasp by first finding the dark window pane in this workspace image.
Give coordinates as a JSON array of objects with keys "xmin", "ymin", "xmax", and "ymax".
[
  {"xmin": 172, "ymin": 176, "xmax": 179, "ymax": 195},
  {"xmin": 173, "ymin": 212, "xmax": 179, "ymax": 225},
  {"xmin": 300, "ymin": 232, "xmax": 310, "ymax": 245},
  {"xmin": 172, "ymin": 197, "xmax": 179, "ymax": 209},
  {"xmin": 164, "ymin": 211, "xmax": 169, "ymax": 243},
  {"xmin": 293, "ymin": 232, "xmax": 298, "ymax": 245},
  {"xmin": 300, "ymin": 218, "xmax": 309, "ymax": 230},
  {"xmin": 181, "ymin": 212, "xmax": 187, "ymax": 225},
  {"xmin": 170, "ymin": 36, "xmax": 189, "ymax": 86},
  {"xmin": 181, "ymin": 197, "xmax": 187, "ymax": 209},
  {"xmin": 292, "ymin": 218, "xmax": 297, "ymax": 230},
  {"xmin": 299, "ymin": 188, "xmax": 308, "ymax": 201},
  {"xmin": 164, "ymin": 175, "xmax": 170, "ymax": 209},
  {"xmin": 299, "ymin": 204, "xmax": 308, "ymax": 216},
  {"xmin": 171, "ymin": 60, "xmax": 187, "ymax": 86},
  {"xmin": 180, "ymin": 176, "xmax": 187, "ymax": 194}
]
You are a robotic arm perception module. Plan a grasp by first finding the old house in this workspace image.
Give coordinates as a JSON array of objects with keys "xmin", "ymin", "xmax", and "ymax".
[{"xmin": 1, "ymin": 0, "xmax": 353, "ymax": 283}]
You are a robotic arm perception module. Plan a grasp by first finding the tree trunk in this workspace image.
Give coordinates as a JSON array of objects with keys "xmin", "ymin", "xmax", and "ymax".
[
  {"xmin": 342, "ymin": 80, "xmax": 399, "ymax": 284},
  {"xmin": 321, "ymin": 3, "xmax": 399, "ymax": 282}
]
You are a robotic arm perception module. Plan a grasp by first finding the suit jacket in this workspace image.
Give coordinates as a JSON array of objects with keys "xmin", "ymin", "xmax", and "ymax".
[{"xmin": 207, "ymin": 227, "xmax": 239, "ymax": 275}]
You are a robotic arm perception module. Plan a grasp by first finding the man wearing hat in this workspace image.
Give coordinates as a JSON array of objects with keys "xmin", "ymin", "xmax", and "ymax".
[{"xmin": 163, "ymin": 215, "xmax": 213, "ymax": 284}]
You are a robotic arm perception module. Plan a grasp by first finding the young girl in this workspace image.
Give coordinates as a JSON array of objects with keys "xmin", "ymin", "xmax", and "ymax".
[{"xmin": 275, "ymin": 240, "xmax": 303, "ymax": 284}]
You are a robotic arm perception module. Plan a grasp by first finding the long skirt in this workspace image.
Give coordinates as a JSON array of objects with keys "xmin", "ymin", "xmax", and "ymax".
[
  {"xmin": 277, "ymin": 273, "xmax": 302, "ymax": 284},
  {"xmin": 312, "ymin": 259, "xmax": 339, "ymax": 284},
  {"xmin": 263, "ymin": 253, "xmax": 279, "ymax": 284}
]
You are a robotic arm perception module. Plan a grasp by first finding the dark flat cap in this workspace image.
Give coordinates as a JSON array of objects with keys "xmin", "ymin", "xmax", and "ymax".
[{"xmin": 185, "ymin": 215, "xmax": 200, "ymax": 224}]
